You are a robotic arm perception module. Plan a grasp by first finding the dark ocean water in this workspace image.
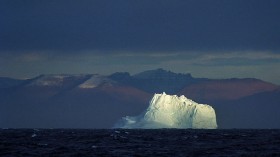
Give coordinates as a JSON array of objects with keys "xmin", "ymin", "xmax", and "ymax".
[{"xmin": 0, "ymin": 129, "xmax": 280, "ymax": 157}]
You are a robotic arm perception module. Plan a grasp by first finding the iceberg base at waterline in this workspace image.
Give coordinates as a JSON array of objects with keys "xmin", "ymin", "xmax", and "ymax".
[{"xmin": 114, "ymin": 92, "xmax": 218, "ymax": 129}]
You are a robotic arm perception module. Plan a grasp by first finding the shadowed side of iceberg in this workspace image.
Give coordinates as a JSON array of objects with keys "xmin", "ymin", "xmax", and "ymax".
[{"xmin": 114, "ymin": 92, "xmax": 218, "ymax": 129}]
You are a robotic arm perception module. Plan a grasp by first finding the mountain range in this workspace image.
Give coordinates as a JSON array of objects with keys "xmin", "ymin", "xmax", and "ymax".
[{"xmin": 0, "ymin": 69, "xmax": 279, "ymax": 128}]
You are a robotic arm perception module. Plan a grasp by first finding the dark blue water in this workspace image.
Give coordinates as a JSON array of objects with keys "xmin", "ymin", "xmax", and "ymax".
[{"xmin": 1, "ymin": 129, "xmax": 280, "ymax": 156}]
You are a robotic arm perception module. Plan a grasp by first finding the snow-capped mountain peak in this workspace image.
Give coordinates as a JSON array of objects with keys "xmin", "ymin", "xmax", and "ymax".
[
  {"xmin": 27, "ymin": 74, "xmax": 89, "ymax": 87},
  {"xmin": 78, "ymin": 74, "xmax": 115, "ymax": 89}
]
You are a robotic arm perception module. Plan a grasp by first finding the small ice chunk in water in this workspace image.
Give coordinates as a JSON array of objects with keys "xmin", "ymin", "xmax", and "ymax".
[{"xmin": 114, "ymin": 130, "xmax": 120, "ymax": 134}]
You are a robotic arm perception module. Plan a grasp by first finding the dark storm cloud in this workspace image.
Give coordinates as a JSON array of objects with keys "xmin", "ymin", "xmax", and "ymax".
[{"xmin": 1, "ymin": 0, "xmax": 280, "ymax": 54}]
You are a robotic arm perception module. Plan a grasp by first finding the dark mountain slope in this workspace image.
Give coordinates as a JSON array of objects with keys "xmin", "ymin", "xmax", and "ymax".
[
  {"xmin": 213, "ymin": 88, "xmax": 280, "ymax": 128},
  {"xmin": 109, "ymin": 68, "xmax": 206, "ymax": 94},
  {"xmin": 179, "ymin": 78, "xmax": 278, "ymax": 104},
  {"xmin": 0, "ymin": 77, "xmax": 25, "ymax": 88},
  {"xmin": 0, "ymin": 74, "xmax": 151, "ymax": 128}
]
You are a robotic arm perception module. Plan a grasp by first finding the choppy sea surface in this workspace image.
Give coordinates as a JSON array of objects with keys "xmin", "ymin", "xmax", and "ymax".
[{"xmin": 1, "ymin": 129, "xmax": 280, "ymax": 157}]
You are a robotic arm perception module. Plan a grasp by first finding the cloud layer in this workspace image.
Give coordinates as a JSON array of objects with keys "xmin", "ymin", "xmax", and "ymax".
[
  {"xmin": 1, "ymin": 0, "xmax": 280, "ymax": 53},
  {"xmin": 0, "ymin": 0, "xmax": 280, "ymax": 84}
]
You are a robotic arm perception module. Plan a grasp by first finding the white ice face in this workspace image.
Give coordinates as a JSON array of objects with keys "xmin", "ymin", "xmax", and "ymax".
[{"xmin": 114, "ymin": 92, "xmax": 217, "ymax": 129}]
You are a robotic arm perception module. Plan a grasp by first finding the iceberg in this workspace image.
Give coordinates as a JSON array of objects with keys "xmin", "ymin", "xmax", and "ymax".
[{"xmin": 114, "ymin": 92, "xmax": 217, "ymax": 129}]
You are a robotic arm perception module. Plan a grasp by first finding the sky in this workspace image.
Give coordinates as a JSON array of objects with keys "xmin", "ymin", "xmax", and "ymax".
[{"xmin": 0, "ymin": 0, "xmax": 280, "ymax": 84}]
